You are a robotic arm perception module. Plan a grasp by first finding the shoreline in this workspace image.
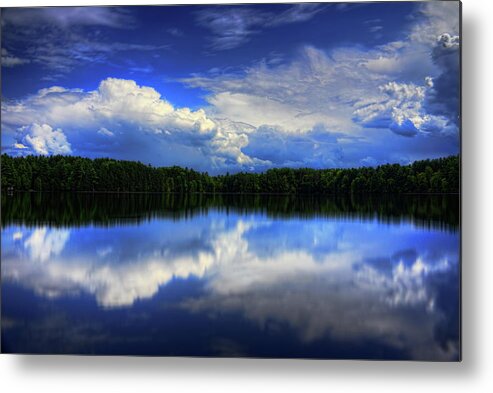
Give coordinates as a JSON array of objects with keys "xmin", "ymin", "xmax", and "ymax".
[{"xmin": 2, "ymin": 190, "xmax": 461, "ymax": 196}]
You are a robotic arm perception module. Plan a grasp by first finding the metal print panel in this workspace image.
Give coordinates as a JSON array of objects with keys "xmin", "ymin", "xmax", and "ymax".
[{"xmin": 0, "ymin": 2, "xmax": 461, "ymax": 360}]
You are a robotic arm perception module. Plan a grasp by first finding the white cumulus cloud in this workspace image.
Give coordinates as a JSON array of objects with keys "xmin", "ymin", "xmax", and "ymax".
[
  {"xmin": 353, "ymin": 79, "xmax": 457, "ymax": 137},
  {"xmin": 14, "ymin": 123, "xmax": 72, "ymax": 155},
  {"xmin": 2, "ymin": 78, "xmax": 259, "ymax": 171}
]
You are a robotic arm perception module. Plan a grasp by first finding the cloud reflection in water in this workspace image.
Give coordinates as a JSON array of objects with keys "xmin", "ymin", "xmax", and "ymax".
[{"xmin": 2, "ymin": 211, "xmax": 459, "ymax": 359}]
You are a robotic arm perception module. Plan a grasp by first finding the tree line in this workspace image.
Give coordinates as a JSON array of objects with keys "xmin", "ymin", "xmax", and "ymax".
[{"xmin": 1, "ymin": 154, "xmax": 459, "ymax": 194}]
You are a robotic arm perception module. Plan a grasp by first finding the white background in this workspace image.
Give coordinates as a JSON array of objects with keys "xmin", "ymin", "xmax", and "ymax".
[{"xmin": 1, "ymin": 0, "xmax": 491, "ymax": 391}]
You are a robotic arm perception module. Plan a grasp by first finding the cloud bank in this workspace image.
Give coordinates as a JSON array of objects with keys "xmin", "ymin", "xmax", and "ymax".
[{"xmin": 1, "ymin": 2, "xmax": 459, "ymax": 173}]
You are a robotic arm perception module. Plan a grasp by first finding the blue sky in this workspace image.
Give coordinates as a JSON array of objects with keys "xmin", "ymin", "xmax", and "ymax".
[{"xmin": 1, "ymin": 2, "xmax": 460, "ymax": 174}]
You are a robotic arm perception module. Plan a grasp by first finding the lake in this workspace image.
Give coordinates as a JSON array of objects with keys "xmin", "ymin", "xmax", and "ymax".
[{"xmin": 1, "ymin": 193, "xmax": 460, "ymax": 360}]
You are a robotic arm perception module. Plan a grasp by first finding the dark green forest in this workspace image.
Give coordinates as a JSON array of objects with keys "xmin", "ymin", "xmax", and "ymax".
[{"xmin": 1, "ymin": 154, "xmax": 459, "ymax": 194}]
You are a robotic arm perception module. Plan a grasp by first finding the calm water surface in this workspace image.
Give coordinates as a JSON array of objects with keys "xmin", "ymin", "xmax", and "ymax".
[{"xmin": 1, "ymin": 193, "xmax": 460, "ymax": 360}]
